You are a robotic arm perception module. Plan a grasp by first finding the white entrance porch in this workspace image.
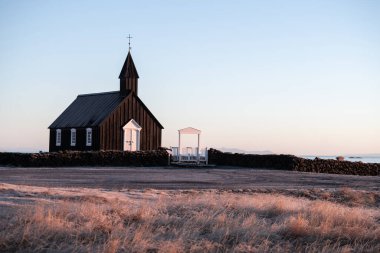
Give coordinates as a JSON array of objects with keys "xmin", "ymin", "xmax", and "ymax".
[{"xmin": 123, "ymin": 119, "xmax": 141, "ymax": 151}]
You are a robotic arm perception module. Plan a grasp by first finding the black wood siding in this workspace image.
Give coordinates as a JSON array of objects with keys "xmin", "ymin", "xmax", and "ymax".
[
  {"xmin": 49, "ymin": 127, "xmax": 100, "ymax": 152},
  {"xmin": 99, "ymin": 95, "xmax": 162, "ymax": 151}
]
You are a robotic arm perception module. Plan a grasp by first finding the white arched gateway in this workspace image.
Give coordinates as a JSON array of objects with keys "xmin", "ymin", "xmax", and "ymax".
[{"xmin": 171, "ymin": 127, "xmax": 208, "ymax": 164}]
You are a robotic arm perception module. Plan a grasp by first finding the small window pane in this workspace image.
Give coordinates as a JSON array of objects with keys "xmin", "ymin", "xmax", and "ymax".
[
  {"xmin": 86, "ymin": 128, "xmax": 92, "ymax": 146},
  {"xmin": 71, "ymin": 129, "xmax": 76, "ymax": 146},
  {"xmin": 56, "ymin": 129, "xmax": 61, "ymax": 146}
]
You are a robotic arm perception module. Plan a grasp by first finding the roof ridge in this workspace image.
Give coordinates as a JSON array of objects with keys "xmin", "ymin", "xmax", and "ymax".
[{"xmin": 78, "ymin": 91, "xmax": 119, "ymax": 97}]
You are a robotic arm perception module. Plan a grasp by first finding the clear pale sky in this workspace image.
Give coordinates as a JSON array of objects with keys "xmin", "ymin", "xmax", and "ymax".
[{"xmin": 0, "ymin": 0, "xmax": 379, "ymax": 155}]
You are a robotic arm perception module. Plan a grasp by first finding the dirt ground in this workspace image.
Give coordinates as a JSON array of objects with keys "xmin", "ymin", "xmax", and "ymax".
[
  {"xmin": 0, "ymin": 166, "xmax": 378, "ymax": 191},
  {"xmin": 0, "ymin": 167, "xmax": 379, "ymax": 252}
]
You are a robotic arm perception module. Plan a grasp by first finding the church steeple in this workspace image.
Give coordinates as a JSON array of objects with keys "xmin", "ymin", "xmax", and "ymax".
[{"xmin": 119, "ymin": 50, "xmax": 139, "ymax": 96}]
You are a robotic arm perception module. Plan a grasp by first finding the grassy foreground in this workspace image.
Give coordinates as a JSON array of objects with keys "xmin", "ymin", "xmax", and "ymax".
[{"xmin": 0, "ymin": 184, "xmax": 379, "ymax": 252}]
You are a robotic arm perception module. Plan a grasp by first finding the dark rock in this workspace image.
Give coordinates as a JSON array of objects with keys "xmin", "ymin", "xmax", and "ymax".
[
  {"xmin": 208, "ymin": 149, "xmax": 379, "ymax": 176},
  {"xmin": 0, "ymin": 150, "xmax": 169, "ymax": 167}
]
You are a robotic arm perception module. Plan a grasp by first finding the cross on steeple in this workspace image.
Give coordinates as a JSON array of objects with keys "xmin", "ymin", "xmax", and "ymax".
[{"xmin": 127, "ymin": 34, "xmax": 133, "ymax": 51}]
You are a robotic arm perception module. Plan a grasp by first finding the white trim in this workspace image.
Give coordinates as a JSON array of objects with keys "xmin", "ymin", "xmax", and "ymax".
[
  {"xmin": 56, "ymin": 129, "xmax": 61, "ymax": 146},
  {"xmin": 70, "ymin": 128, "xmax": 76, "ymax": 146},
  {"xmin": 86, "ymin": 128, "xmax": 92, "ymax": 146},
  {"xmin": 178, "ymin": 127, "xmax": 201, "ymax": 134}
]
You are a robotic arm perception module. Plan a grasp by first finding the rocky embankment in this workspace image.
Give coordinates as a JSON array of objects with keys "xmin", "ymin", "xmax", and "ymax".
[
  {"xmin": 0, "ymin": 150, "xmax": 169, "ymax": 167},
  {"xmin": 208, "ymin": 149, "xmax": 379, "ymax": 176},
  {"xmin": 1, "ymin": 149, "xmax": 378, "ymax": 176}
]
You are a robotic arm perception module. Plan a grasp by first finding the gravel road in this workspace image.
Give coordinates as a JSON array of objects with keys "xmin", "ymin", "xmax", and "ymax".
[{"xmin": 0, "ymin": 167, "xmax": 378, "ymax": 190}]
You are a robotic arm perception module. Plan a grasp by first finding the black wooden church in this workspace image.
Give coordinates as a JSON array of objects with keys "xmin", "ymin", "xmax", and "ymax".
[{"xmin": 48, "ymin": 50, "xmax": 163, "ymax": 152}]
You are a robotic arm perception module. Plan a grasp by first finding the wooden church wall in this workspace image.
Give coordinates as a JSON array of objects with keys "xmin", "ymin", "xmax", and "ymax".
[
  {"xmin": 99, "ymin": 95, "xmax": 162, "ymax": 151},
  {"xmin": 49, "ymin": 128, "xmax": 100, "ymax": 152}
]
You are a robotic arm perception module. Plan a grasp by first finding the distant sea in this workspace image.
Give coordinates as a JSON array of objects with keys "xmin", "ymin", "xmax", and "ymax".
[{"xmin": 302, "ymin": 156, "xmax": 380, "ymax": 164}]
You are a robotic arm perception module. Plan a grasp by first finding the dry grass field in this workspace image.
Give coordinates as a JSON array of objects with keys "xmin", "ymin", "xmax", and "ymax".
[{"xmin": 0, "ymin": 183, "xmax": 379, "ymax": 253}]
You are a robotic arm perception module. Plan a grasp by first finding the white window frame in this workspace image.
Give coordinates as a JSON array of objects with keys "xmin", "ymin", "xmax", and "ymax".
[
  {"xmin": 70, "ymin": 128, "xmax": 76, "ymax": 146},
  {"xmin": 86, "ymin": 128, "xmax": 92, "ymax": 146},
  {"xmin": 56, "ymin": 129, "xmax": 61, "ymax": 146}
]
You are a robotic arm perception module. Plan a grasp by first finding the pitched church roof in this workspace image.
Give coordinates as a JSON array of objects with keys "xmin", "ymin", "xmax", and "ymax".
[
  {"xmin": 49, "ymin": 91, "xmax": 124, "ymax": 128},
  {"xmin": 119, "ymin": 51, "xmax": 139, "ymax": 79},
  {"xmin": 49, "ymin": 91, "xmax": 164, "ymax": 129}
]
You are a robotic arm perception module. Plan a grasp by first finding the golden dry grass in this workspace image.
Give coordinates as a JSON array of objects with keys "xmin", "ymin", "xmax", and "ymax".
[{"xmin": 0, "ymin": 184, "xmax": 379, "ymax": 253}]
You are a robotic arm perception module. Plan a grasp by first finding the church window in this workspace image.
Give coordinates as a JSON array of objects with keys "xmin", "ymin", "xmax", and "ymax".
[
  {"xmin": 71, "ymin": 129, "xmax": 76, "ymax": 146},
  {"xmin": 86, "ymin": 128, "xmax": 92, "ymax": 146},
  {"xmin": 56, "ymin": 129, "xmax": 61, "ymax": 146}
]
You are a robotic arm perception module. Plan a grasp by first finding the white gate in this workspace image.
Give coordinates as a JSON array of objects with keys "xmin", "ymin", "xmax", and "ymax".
[{"xmin": 171, "ymin": 127, "xmax": 208, "ymax": 164}]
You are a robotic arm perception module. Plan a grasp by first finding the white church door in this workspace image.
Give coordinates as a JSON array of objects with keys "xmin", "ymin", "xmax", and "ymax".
[{"xmin": 123, "ymin": 119, "xmax": 142, "ymax": 151}]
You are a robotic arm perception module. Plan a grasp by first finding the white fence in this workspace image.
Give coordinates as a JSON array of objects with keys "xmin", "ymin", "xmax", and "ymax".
[{"xmin": 170, "ymin": 147, "xmax": 208, "ymax": 164}]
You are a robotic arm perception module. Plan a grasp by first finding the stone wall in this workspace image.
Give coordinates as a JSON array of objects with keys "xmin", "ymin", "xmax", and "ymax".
[
  {"xmin": 2, "ymin": 149, "xmax": 378, "ymax": 176},
  {"xmin": 293, "ymin": 157, "xmax": 379, "ymax": 176},
  {"xmin": 208, "ymin": 149, "xmax": 299, "ymax": 170},
  {"xmin": 0, "ymin": 150, "xmax": 169, "ymax": 167},
  {"xmin": 208, "ymin": 149, "xmax": 379, "ymax": 176}
]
